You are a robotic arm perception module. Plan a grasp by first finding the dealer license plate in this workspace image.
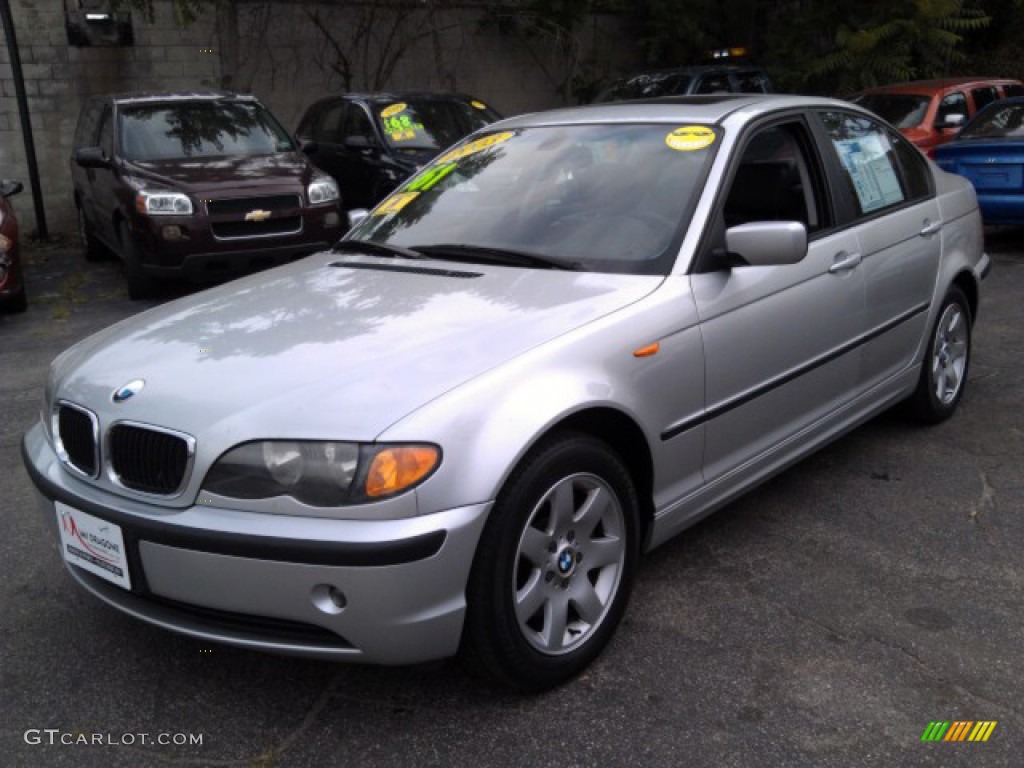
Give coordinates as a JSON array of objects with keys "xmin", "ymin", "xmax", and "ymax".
[{"xmin": 55, "ymin": 502, "xmax": 131, "ymax": 590}]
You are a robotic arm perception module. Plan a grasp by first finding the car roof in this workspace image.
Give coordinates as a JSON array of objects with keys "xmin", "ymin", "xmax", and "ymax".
[
  {"xmin": 102, "ymin": 89, "xmax": 260, "ymax": 106},
  {"xmin": 495, "ymin": 94, "xmax": 853, "ymax": 129},
  {"xmin": 324, "ymin": 91, "xmax": 487, "ymax": 104},
  {"xmin": 857, "ymin": 77, "xmax": 1022, "ymax": 97}
]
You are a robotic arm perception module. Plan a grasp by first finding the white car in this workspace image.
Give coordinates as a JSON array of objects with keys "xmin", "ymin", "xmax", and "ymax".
[{"xmin": 23, "ymin": 95, "xmax": 988, "ymax": 691}]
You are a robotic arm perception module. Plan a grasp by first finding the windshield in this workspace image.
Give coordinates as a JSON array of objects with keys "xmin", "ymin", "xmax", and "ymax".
[
  {"xmin": 852, "ymin": 94, "xmax": 930, "ymax": 129},
  {"xmin": 348, "ymin": 123, "xmax": 720, "ymax": 275},
  {"xmin": 374, "ymin": 99, "xmax": 501, "ymax": 152},
  {"xmin": 595, "ymin": 73, "xmax": 695, "ymax": 103},
  {"xmin": 959, "ymin": 102, "xmax": 1024, "ymax": 139},
  {"xmin": 119, "ymin": 101, "xmax": 295, "ymax": 160}
]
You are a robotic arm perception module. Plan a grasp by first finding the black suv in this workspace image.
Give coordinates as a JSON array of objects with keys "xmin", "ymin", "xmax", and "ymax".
[
  {"xmin": 592, "ymin": 66, "xmax": 774, "ymax": 103},
  {"xmin": 296, "ymin": 92, "xmax": 502, "ymax": 210},
  {"xmin": 71, "ymin": 90, "xmax": 344, "ymax": 298}
]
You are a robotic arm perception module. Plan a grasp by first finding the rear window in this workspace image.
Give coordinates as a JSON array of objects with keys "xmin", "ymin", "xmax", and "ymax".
[
  {"xmin": 595, "ymin": 73, "xmax": 695, "ymax": 102},
  {"xmin": 959, "ymin": 102, "xmax": 1024, "ymax": 139},
  {"xmin": 118, "ymin": 101, "xmax": 295, "ymax": 161},
  {"xmin": 852, "ymin": 94, "xmax": 931, "ymax": 129}
]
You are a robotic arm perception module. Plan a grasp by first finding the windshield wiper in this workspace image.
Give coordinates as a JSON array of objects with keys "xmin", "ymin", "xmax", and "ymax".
[
  {"xmin": 333, "ymin": 239, "xmax": 427, "ymax": 260},
  {"xmin": 411, "ymin": 244, "xmax": 583, "ymax": 271}
]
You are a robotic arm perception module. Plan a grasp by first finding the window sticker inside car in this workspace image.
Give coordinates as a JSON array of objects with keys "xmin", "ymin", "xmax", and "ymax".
[
  {"xmin": 379, "ymin": 106, "xmax": 427, "ymax": 143},
  {"xmin": 471, "ymin": 100, "xmax": 488, "ymax": 110},
  {"xmin": 436, "ymin": 131, "xmax": 515, "ymax": 164},
  {"xmin": 372, "ymin": 191, "xmax": 420, "ymax": 216},
  {"xmin": 666, "ymin": 125, "xmax": 715, "ymax": 151},
  {"xmin": 406, "ymin": 162, "xmax": 457, "ymax": 193},
  {"xmin": 832, "ymin": 135, "xmax": 905, "ymax": 213}
]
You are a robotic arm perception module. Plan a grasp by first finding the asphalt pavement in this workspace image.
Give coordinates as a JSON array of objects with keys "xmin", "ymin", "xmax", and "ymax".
[{"xmin": 1, "ymin": 232, "xmax": 1022, "ymax": 767}]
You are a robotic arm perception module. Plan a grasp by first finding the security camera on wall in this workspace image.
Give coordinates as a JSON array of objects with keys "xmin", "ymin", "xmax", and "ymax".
[{"xmin": 66, "ymin": 0, "xmax": 133, "ymax": 47}]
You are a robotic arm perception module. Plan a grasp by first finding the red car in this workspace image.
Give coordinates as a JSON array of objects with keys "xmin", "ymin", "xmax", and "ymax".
[
  {"xmin": 0, "ymin": 179, "xmax": 27, "ymax": 313},
  {"xmin": 853, "ymin": 77, "xmax": 1024, "ymax": 156}
]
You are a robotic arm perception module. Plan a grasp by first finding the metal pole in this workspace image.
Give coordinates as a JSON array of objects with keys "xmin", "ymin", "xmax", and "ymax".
[{"xmin": 0, "ymin": 0, "xmax": 49, "ymax": 240}]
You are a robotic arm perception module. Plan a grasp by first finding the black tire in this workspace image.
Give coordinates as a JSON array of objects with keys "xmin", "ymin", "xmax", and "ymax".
[
  {"xmin": 463, "ymin": 432, "xmax": 640, "ymax": 692},
  {"xmin": 118, "ymin": 221, "xmax": 158, "ymax": 300},
  {"xmin": 906, "ymin": 285, "xmax": 972, "ymax": 424},
  {"xmin": 77, "ymin": 204, "xmax": 104, "ymax": 262}
]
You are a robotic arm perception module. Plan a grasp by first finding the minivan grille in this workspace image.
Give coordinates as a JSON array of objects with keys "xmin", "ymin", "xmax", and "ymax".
[
  {"xmin": 206, "ymin": 195, "xmax": 301, "ymax": 216},
  {"xmin": 110, "ymin": 424, "xmax": 190, "ymax": 495},
  {"xmin": 57, "ymin": 404, "xmax": 98, "ymax": 477}
]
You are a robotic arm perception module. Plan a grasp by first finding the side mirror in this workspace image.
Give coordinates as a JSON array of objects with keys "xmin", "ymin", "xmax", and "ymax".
[
  {"xmin": 347, "ymin": 208, "xmax": 370, "ymax": 229},
  {"xmin": 0, "ymin": 179, "xmax": 23, "ymax": 198},
  {"xmin": 936, "ymin": 113, "xmax": 966, "ymax": 130},
  {"xmin": 725, "ymin": 221, "xmax": 807, "ymax": 267},
  {"xmin": 75, "ymin": 147, "xmax": 110, "ymax": 169},
  {"xmin": 345, "ymin": 136, "xmax": 376, "ymax": 150}
]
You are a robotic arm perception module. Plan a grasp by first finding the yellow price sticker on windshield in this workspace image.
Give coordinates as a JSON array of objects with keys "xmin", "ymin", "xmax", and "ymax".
[
  {"xmin": 471, "ymin": 100, "xmax": 488, "ymax": 110},
  {"xmin": 436, "ymin": 131, "xmax": 514, "ymax": 164},
  {"xmin": 666, "ymin": 125, "xmax": 715, "ymax": 151},
  {"xmin": 372, "ymin": 191, "xmax": 419, "ymax": 216},
  {"xmin": 380, "ymin": 103, "xmax": 407, "ymax": 119}
]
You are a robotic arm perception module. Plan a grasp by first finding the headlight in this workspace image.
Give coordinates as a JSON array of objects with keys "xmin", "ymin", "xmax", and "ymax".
[
  {"xmin": 201, "ymin": 440, "xmax": 439, "ymax": 507},
  {"xmin": 135, "ymin": 190, "xmax": 193, "ymax": 216},
  {"xmin": 308, "ymin": 177, "xmax": 339, "ymax": 205}
]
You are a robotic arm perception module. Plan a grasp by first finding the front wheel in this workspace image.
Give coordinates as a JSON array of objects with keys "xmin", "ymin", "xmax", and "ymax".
[
  {"xmin": 463, "ymin": 433, "xmax": 640, "ymax": 692},
  {"xmin": 907, "ymin": 285, "xmax": 972, "ymax": 423},
  {"xmin": 118, "ymin": 221, "xmax": 158, "ymax": 300}
]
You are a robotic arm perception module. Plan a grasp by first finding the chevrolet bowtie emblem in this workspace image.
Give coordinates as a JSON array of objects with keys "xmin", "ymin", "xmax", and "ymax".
[{"xmin": 244, "ymin": 209, "xmax": 272, "ymax": 222}]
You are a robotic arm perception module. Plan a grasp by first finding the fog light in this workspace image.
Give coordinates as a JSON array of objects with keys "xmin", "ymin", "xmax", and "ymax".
[
  {"xmin": 311, "ymin": 584, "xmax": 347, "ymax": 615},
  {"xmin": 161, "ymin": 225, "xmax": 183, "ymax": 241},
  {"xmin": 323, "ymin": 212, "xmax": 340, "ymax": 228}
]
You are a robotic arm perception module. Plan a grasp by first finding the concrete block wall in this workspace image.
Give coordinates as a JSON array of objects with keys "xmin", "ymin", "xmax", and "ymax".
[{"xmin": 1, "ymin": 0, "xmax": 639, "ymax": 235}]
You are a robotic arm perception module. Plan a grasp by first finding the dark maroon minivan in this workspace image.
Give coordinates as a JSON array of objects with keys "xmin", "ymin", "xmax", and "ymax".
[{"xmin": 71, "ymin": 90, "xmax": 344, "ymax": 298}]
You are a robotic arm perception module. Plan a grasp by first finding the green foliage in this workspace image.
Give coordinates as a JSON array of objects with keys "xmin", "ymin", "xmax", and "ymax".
[{"xmin": 808, "ymin": 0, "xmax": 990, "ymax": 94}]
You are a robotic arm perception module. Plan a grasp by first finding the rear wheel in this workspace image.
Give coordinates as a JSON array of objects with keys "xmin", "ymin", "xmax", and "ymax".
[
  {"xmin": 907, "ymin": 286, "xmax": 972, "ymax": 423},
  {"xmin": 463, "ymin": 432, "xmax": 639, "ymax": 692},
  {"xmin": 118, "ymin": 221, "xmax": 158, "ymax": 300}
]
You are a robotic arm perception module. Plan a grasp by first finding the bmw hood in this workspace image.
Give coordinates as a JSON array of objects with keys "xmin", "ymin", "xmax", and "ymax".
[{"xmin": 52, "ymin": 251, "xmax": 662, "ymax": 455}]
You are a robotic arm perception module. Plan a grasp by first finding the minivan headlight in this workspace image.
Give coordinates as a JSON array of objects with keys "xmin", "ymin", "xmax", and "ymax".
[
  {"xmin": 135, "ymin": 190, "xmax": 193, "ymax": 216},
  {"xmin": 201, "ymin": 440, "xmax": 439, "ymax": 507},
  {"xmin": 308, "ymin": 177, "xmax": 340, "ymax": 205}
]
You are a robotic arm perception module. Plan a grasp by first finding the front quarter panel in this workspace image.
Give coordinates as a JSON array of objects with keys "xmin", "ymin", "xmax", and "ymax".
[{"xmin": 384, "ymin": 277, "xmax": 707, "ymax": 525}]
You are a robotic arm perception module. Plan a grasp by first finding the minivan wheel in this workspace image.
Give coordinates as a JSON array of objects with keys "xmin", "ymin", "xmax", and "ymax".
[
  {"xmin": 77, "ymin": 205, "xmax": 103, "ymax": 262},
  {"xmin": 463, "ymin": 432, "xmax": 639, "ymax": 692},
  {"xmin": 907, "ymin": 285, "xmax": 971, "ymax": 423},
  {"xmin": 118, "ymin": 221, "xmax": 158, "ymax": 300}
]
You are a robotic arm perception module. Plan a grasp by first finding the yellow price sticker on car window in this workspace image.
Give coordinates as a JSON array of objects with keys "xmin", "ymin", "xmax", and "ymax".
[
  {"xmin": 436, "ymin": 131, "xmax": 515, "ymax": 164},
  {"xmin": 666, "ymin": 125, "xmax": 715, "ymax": 151},
  {"xmin": 380, "ymin": 103, "xmax": 407, "ymax": 119},
  {"xmin": 372, "ymin": 191, "xmax": 420, "ymax": 216},
  {"xmin": 471, "ymin": 100, "xmax": 488, "ymax": 110}
]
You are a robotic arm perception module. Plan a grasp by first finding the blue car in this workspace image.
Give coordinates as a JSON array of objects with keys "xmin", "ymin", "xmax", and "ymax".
[{"xmin": 934, "ymin": 97, "xmax": 1024, "ymax": 225}]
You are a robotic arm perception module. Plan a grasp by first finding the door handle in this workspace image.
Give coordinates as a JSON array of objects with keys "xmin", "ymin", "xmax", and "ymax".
[
  {"xmin": 828, "ymin": 251, "xmax": 862, "ymax": 274},
  {"xmin": 919, "ymin": 220, "xmax": 942, "ymax": 237}
]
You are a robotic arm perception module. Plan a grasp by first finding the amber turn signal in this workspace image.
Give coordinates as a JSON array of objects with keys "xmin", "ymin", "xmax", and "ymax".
[{"xmin": 365, "ymin": 445, "xmax": 440, "ymax": 497}]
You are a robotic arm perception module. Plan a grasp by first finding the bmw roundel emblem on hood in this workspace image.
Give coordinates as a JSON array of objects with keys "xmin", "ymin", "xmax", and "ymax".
[{"xmin": 112, "ymin": 379, "xmax": 145, "ymax": 403}]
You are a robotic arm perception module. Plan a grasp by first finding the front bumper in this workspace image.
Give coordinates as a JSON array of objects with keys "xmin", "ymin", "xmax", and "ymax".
[{"xmin": 22, "ymin": 423, "xmax": 490, "ymax": 664}]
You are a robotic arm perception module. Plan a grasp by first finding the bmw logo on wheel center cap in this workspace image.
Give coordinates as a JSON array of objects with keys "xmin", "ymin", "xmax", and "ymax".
[
  {"xmin": 112, "ymin": 379, "xmax": 145, "ymax": 403},
  {"xmin": 557, "ymin": 547, "xmax": 576, "ymax": 576}
]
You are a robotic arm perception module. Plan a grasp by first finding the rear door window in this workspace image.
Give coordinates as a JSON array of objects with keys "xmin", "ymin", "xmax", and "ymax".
[
  {"xmin": 1003, "ymin": 83, "xmax": 1024, "ymax": 98},
  {"xmin": 819, "ymin": 112, "xmax": 909, "ymax": 217},
  {"xmin": 734, "ymin": 71, "xmax": 771, "ymax": 93},
  {"xmin": 695, "ymin": 74, "xmax": 733, "ymax": 94}
]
